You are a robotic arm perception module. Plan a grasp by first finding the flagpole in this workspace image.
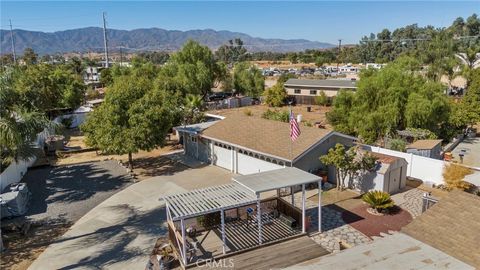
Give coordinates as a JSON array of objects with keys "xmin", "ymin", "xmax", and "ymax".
[{"xmin": 289, "ymin": 104, "xmax": 293, "ymax": 167}]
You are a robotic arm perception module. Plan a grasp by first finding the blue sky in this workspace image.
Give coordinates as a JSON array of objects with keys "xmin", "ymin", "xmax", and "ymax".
[{"xmin": 1, "ymin": 1, "xmax": 478, "ymax": 44}]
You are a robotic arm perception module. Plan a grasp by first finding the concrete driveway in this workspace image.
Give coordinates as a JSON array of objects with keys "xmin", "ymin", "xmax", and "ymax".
[{"xmin": 28, "ymin": 165, "xmax": 233, "ymax": 270}]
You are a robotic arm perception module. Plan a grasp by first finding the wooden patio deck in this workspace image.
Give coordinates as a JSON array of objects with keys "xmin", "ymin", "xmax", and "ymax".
[
  {"xmin": 190, "ymin": 235, "xmax": 329, "ymax": 269},
  {"xmin": 187, "ymin": 217, "xmax": 301, "ymax": 263}
]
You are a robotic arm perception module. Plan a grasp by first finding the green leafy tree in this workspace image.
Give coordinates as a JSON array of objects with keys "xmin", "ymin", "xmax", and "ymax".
[
  {"xmin": 162, "ymin": 40, "xmax": 221, "ymax": 98},
  {"xmin": 215, "ymin": 38, "xmax": 247, "ymax": 64},
  {"xmin": 13, "ymin": 64, "xmax": 85, "ymax": 111},
  {"xmin": 320, "ymin": 144, "xmax": 350, "ymax": 190},
  {"xmin": 81, "ymin": 73, "xmax": 176, "ymax": 170},
  {"xmin": 0, "ymin": 69, "xmax": 51, "ymax": 169},
  {"xmin": 233, "ymin": 62, "xmax": 264, "ymax": 97},
  {"xmin": 315, "ymin": 90, "xmax": 328, "ymax": 107},
  {"xmin": 22, "ymin": 48, "xmax": 38, "ymax": 65},
  {"xmin": 327, "ymin": 56, "xmax": 451, "ymax": 144},
  {"xmin": 264, "ymin": 81, "xmax": 286, "ymax": 107},
  {"xmin": 387, "ymin": 138, "xmax": 407, "ymax": 152}
]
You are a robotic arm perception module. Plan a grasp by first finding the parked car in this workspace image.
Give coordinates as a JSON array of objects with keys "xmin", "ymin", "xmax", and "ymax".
[{"xmin": 207, "ymin": 92, "xmax": 232, "ymax": 102}]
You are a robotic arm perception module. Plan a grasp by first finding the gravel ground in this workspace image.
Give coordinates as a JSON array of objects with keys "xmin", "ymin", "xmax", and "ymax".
[
  {"xmin": 22, "ymin": 160, "xmax": 132, "ymax": 222},
  {"xmin": 2, "ymin": 160, "xmax": 133, "ymax": 270}
]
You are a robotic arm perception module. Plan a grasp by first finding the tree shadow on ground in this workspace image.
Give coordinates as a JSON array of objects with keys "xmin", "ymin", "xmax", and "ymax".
[
  {"xmin": 132, "ymin": 156, "xmax": 190, "ymax": 179},
  {"xmin": 22, "ymin": 161, "xmax": 131, "ymax": 217},
  {"xmin": 48, "ymin": 204, "xmax": 168, "ymax": 269},
  {"xmin": 0, "ymin": 216, "xmax": 72, "ymax": 270}
]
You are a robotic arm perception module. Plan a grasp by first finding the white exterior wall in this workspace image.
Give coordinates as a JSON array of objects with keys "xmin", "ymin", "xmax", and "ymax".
[
  {"xmin": 212, "ymin": 144, "xmax": 232, "ymax": 171},
  {"xmin": 237, "ymin": 153, "xmax": 283, "ymax": 175},
  {"xmin": 0, "ymin": 127, "xmax": 53, "ymax": 191},
  {"xmin": 363, "ymin": 145, "xmax": 447, "ymax": 186}
]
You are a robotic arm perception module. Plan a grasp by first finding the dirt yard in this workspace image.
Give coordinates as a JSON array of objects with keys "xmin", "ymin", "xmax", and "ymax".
[
  {"xmin": 53, "ymin": 129, "xmax": 184, "ymax": 180},
  {"xmin": 209, "ymin": 104, "xmax": 332, "ymax": 129},
  {"xmin": 1, "ymin": 219, "xmax": 71, "ymax": 270}
]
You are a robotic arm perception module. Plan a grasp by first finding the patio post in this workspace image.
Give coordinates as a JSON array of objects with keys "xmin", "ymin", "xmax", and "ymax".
[
  {"xmin": 301, "ymin": 184, "xmax": 306, "ymax": 233},
  {"xmin": 221, "ymin": 209, "xmax": 227, "ymax": 254},
  {"xmin": 318, "ymin": 180, "xmax": 322, "ymax": 233},
  {"xmin": 291, "ymin": 187, "xmax": 295, "ymax": 206},
  {"xmin": 257, "ymin": 194, "xmax": 262, "ymax": 245},
  {"xmin": 181, "ymin": 218, "xmax": 187, "ymax": 265}
]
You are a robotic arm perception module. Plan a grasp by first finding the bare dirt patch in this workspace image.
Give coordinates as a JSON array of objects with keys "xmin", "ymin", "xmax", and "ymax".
[
  {"xmin": 209, "ymin": 104, "xmax": 332, "ymax": 128},
  {"xmin": 1, "ymin": 219, "xmax": 71, "ymax": 270}
]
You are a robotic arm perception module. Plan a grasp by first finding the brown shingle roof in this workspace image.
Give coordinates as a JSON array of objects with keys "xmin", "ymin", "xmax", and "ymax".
[
  {"xmin": 407, "ymin": 139, "xmax": 442, "ymax": 150},
  {"xmin": 369, "ymin": 152, "xmax": 401, "ymax": 164},
  {"xmin": 402, "ymin": 190, "xmax": 480, "ymax": 268},
  {"xmin": 201, "ymin": 114, "xmax": 333, "ymax": 161}
]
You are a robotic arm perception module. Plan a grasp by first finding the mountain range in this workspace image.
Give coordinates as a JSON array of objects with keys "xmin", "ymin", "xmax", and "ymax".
[{"xmin": 0, "ymin": 27, "xmax": 335, "ymax": 55}]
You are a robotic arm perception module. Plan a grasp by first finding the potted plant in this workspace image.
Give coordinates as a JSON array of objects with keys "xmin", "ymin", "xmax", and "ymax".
[{"xmin": 362, "ymin": 191, "xmax": 395, "ymax": 215}]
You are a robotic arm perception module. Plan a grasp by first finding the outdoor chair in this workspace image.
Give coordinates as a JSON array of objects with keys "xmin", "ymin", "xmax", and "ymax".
[{"xmin": 186, "ymin": 241, "xmax": 199, "ymax": 263}]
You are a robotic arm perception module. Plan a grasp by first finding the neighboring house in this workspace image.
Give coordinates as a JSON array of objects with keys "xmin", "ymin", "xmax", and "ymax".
[
  {"xmin": 174, "ymin": 114, "xmax": 356, "ymax": 179},
  {"xmin": 402, "ymin": 190, "xmax": 480, "ymax": 268},
  {"xmin": 406, "ymin": 139, "xmax": 443, "ymax": 159},
  {"xmin": 83, "ymin": 66, "xmax": 101, "ymax": 84},
  {"xmin": 284, "ymin": 79, "xmax": 357, "ymax": 105},
  {"xmin": 285, "ymin": 190, "xmax": 479, "ymax": 270},
  {"xmin": 285, "ymin": 232, "xmax": 474, "ymax": 270},
  {"xmin": 352, "ymin": 152, "xmax": 407, "ymax": 194}
]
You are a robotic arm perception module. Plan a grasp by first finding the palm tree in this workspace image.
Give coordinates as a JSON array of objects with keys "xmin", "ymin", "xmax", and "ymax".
[
  {"xmin": 183, "ymin": 94, "xmax": 204, "ymax": 125},
  {"xmin": 1, "ymin": 69, "xmax": 51, "ymax": 170},
  {"xmin": 455, "ymin": 48, "xmax": 480, "ymax": 87}
]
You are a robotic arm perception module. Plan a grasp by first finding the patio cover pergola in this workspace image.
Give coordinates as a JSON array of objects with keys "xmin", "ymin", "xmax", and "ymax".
[
  {"xmin": 164, "ymin": 183, "xmax": 258, "ymax": 265},
  {"xmin": 233, "ymin": 167, "xmax": 322, "ymax": 237},
  {"xmin": 164, "ymin": 168, "xmax": 322, "ymax": 267}
]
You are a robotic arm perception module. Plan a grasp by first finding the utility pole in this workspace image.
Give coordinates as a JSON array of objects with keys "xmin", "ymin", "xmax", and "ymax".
[
  {"xmin": 336, "ymin": 39, "xmax": 342, "ymax": 70},
  {"xmin": 102, "ymin": 12, "xmax": 109, "ymax": 68},
  {"xmin": 9, "ymin": 19, "xmax": 17, "ymax": 64},
  {"xmin": 120, "ymin": 45, "xmax": 123, "ymax": 66}
]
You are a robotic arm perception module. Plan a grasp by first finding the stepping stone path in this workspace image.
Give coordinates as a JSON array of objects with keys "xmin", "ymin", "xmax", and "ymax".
[
  {"xmin": 283, "ymin": 192, "xmax": 371, "ymax": 253},
  {"xmin": 391, "ymin": 188, "xmax": 424, "ymax": 218}
]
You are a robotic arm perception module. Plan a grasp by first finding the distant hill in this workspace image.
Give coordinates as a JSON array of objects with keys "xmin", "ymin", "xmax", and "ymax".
[{"xmin": 0, "ymin": 27, "xmax": 335, "ymax": 55}]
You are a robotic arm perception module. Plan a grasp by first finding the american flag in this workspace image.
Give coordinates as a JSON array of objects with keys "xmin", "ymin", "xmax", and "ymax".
[{"xmin": 289, "ymin": 110, "xmax": 301, "ymax": 141}]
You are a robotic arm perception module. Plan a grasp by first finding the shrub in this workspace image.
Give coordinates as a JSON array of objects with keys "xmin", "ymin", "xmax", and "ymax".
[
  {"xmin": 261, "ymin": 109, "xmax": 289, "ymax": 122},
  {"xmin": 362, "ymin": 191, "xmax": 395, "ymax": 210},
  {"xmin": 443, "ymin": 163, "xmax": 473, "ymax": 191},
  {"xmin": 304, "ymin": 121, "xmax": 313, "ymax": 127},
  {"xmin": 388, "ymin": 138, "xmax": 407, "ymax": 152},
  {"xmin": 243, "ymin": 109, "xmax": 253, "ymax": 116}
]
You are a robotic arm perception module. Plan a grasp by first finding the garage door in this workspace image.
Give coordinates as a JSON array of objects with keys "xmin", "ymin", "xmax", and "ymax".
[
  {"xmin": 213, "ymin": 143, "xmax": 231, "ymax": 171},
  {"xmin": 237, "ymin": 152, "xmax": 283, "ymax": 175}
]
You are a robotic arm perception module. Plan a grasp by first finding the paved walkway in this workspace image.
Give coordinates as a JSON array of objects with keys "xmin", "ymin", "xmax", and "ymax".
[
  {"xmin": 28, "ymin": 166, "xmax": 233, "ymax": 270},
  {"xmin": 391, "ymin": 188, "xmax": 424, "ymax": 218}
]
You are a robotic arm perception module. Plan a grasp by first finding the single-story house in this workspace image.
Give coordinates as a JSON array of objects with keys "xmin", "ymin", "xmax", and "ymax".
[
  {"xmin": 352, "ymin": 152, "xmax": 407, "ymax": 194},
  {"xmin": 285, "ymin": 190, "xmax": 479, "ymax": 269},
  {"xmin": 402, "ymin": 190, "xmax": 480, "ymax": 268},
  {"xmin": 284, "ymin": 79, "xmax": 357, "ymax": 105},
  {"xmin": 406, "ymin": 139, "xmax": 443, "ymax": 159},
  {"xmin": 175, "ymin": 114, "xmax": 356, "ymax": 180}
]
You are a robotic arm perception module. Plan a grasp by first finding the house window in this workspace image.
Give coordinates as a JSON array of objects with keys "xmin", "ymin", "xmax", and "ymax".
[
  {"xmin": 310, "ymin": 90, "xmax": 317, "ymax": 95},
  {"xmin": 191, "ymin": 136, "xmax": 197, "ymax": 142},
  {"xmin": 294, "ymin": 89, "xmax": 301, "ymax": 94}
]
